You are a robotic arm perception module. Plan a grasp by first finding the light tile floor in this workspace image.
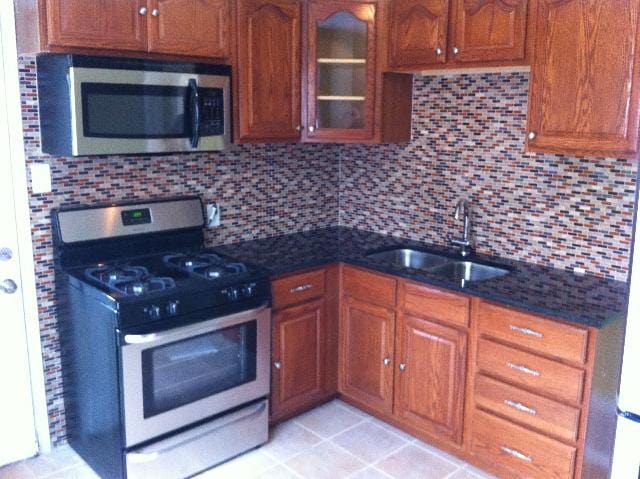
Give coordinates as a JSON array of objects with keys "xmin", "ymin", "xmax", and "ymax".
[{"xmin": 0, "ymin": 400, "xmax": 496, "ymax": 479}]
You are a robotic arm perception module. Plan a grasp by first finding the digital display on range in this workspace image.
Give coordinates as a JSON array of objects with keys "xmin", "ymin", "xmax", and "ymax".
[{"xmin": 121, "ymin": 208, "xmax": 152, "ymax": 226}]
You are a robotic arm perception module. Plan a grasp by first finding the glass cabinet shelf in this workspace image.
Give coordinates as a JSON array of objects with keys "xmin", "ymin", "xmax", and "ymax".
[
  {"xmin": 317, "ymin": 95, "xmax": 365, "ymax": 101},
  {"xmin": 317, "ymin": 58, "xmax": 367, "ymax": 64}
]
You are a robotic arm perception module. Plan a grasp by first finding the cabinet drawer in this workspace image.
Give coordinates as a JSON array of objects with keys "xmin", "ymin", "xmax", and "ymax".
[
  {"xmin": 272, "ymin": 269, "xmax": 326, "ymax": 310},
  {"xmin": 343, "ymin": 266, "xmax": 396, "ymax": 307},
  {"xmin": 474, "ymin": 375, "xmax": 581, "ymax": 443},
  {"xmin": 471, "ymin": 410, "xmax": 576, "ymax": 479},
  {"xmin": 477, "ymin": 301, "xmax": 589, "ymax": 364},
  {"xmin": 477, "ymin": 339, "xmax": 585, "ymax": 405},
  {"xmin": 401, "ymin": 281, "xmax": 470, "ymax": 327}
]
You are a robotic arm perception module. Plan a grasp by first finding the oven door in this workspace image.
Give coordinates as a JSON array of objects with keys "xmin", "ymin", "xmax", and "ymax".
[{"xmin": 119, "ymin": 306, "xmax": 270, "ymax": 447}]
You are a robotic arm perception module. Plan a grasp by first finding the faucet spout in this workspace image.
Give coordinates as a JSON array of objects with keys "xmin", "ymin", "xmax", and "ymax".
[{"xmin": 451, "ymin": 199, "xmax": 473, "ymax": 257}]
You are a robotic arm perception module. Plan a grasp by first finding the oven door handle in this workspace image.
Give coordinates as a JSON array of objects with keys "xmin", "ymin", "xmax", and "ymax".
[
  {"xmin": 123, "ymin": 333, "xmax": 159, "ymax": 345},
  {"xmin": 188, "ymin": 78, "xmax": 201, "ymax": 148},
  {"xmin": 127, "ymin": 401, "xmax": 267, "ymax": 463}
]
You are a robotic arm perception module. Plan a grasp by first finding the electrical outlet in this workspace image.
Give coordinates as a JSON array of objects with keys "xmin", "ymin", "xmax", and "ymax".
[{"xmin": 207, "ymin": 203, "xmax": 221, "ymax": 228}]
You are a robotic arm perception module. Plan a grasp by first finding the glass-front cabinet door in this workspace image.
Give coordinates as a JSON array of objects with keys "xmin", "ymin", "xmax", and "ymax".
[{"xmin": 307, "ymin": 2, "xmax": 377, "ymax": 141}]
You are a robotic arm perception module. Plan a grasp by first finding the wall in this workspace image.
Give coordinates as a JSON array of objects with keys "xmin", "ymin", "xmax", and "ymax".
[
  {"xmin": 18, "ymin": 56, "xmax": 340, "ymax": 445},
  {"xmin": 19, "ymin": 61, "xmax": 638, "ymax": 446},
  {"xmin": 339, "ymin": 73, "xmax": 638, "ymax": 281}
]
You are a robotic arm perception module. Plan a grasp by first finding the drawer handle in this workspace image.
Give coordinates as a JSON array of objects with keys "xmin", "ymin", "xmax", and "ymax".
[
  {"xmin": 507, "ymin": 361, "xmax": 541, "ymax": 377},
  {"xmin": 500, "ymin": 445, "xmax": 533, "ymax": 463},
  {"xmin": 290, "ymin": 283, "xmax": 313, "ymax": 293},
  {"xmin": 504, "ymin": 399, "xmax": 537, "ymax": 415},
  {"xmin": 510, "ymin": 325, "xmax": 543, "ymax": 338}
]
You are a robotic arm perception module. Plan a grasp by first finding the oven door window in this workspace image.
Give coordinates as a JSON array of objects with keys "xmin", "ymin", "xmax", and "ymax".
[
  {"xmin": 81, "ymin": 83, "xmax": 192, "ymax": 139},
  {"xmin": 141, "ymin": 320, "xmax": 257, "ymax": 418}
]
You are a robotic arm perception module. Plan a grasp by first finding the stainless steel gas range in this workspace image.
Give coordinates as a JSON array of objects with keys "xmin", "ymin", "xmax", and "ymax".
[{"xmin": 53, "ymin": 197, "xmax": 271, "ymax": 479}]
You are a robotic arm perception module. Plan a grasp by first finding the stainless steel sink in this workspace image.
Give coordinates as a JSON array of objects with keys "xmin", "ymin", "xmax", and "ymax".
[
  {"xmin": 366, "ymin": 248, "xmax": 452, "ymax": 270},
  {"xmin": 429, "ymin": 261, "xmax": 510, "ymax": 283}
]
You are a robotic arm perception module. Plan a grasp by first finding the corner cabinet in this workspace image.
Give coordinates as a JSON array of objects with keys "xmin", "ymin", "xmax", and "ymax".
[
  {"xmin": 388, "ymin": 0, "xmax": 534, "ymax": 71},
  {"xmin": 526, "ymin": 0, "xmax": 640, "ymax": 159},
  {"xmin": 234, "ymin": 0, "xmax": 413, "ymax": 144}
]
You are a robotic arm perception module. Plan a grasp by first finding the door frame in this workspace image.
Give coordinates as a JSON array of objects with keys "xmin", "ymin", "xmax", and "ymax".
[{"xmin": 1, "ymin": 0, "xmax": 51, "ymax": 454}]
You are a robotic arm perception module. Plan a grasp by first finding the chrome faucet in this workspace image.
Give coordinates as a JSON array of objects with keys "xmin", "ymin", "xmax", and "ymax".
[{"xmin": 451, "ymin": 199, "xmax": 473, "ymax": 257}]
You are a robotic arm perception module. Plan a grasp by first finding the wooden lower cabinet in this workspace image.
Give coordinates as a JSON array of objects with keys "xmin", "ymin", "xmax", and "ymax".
[
  {"xmin": 271, "ymin": 299, "xmax": 326, "ymax": 420},
  {"xmin": 394, "ymin": 313, "xmax": 467, "ymax": 444},
  {"xmin": 339, "ymin": 296, "xmax": 396, "ymax": 415},
  {"xmin": 270, "ymin": 266, "xmax": 339, "ymax": 422}
]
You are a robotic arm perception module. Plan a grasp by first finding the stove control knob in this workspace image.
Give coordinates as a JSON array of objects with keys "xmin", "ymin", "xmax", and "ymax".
[
  {"xmin": 242, "ymin": 284, "xmax": 255, "ymax": 298},
  {"xmin": 166, "ymin": 301, "xmax": 180, "ymax": 316},
  {"xmin": 226, "ymin": 287, "xmax": 240, "ymax": 301},
  {"xmin": 146, "ymin": 305, "xmax": 161, "ymax": 320}
]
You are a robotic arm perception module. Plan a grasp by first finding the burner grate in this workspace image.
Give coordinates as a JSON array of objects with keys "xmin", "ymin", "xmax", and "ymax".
[
  {"xmin": 164, "ymin": 253, "xmax": 248, "ymax": 280},
  {"xmin": 85, "ymin": 265, "xmax": 177, "ymax": 297}
]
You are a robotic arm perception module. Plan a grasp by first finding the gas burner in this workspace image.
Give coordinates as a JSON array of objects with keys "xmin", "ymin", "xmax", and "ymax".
[
  {"xmin": 86, "ymin": 266, "xmax": 149, "ymax": 286},
  {"xmin": 116, "ymin": 278, "xmax": 177, "ymax": 297},
  {"xmin": 164, "ymin": 253, "xmax": 248, "ymax": 280}
]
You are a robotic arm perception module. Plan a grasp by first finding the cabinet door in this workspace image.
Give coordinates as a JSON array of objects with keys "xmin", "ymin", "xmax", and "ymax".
[
  {"xmin": 147, "ymin": 0, "xmax": 228, "ymax": 58},
  {"xmin": 340, "ymin": 297, "xmax": 395, "ymax": 415},
  {"xmin": 271, "ymin": 299, "xmax": 326, "ymax": 419},
  {"xmin": 394, "ymin": 314, "xmax": 467, "ymax": 444},
  {"xmin": 237, "ymin": 0, "xmax": 302, "ymax": 142},
  {"xmin": 450, "ymin": 0, "xmax": 528, "ymax": 64},
  {"xmin": 388, "ymin": 0, "xmax": 450, "ymax": 68},
  {"xmin": 527, "ymin": 0, "xmax": 640, "ymax": 158},
  {"xmin": 306, "ymin": 1, "xmax": 377, "ymax": 142},
  {"xmin": 45, "ymin": 0, "xmax": 147, "ymax": 51}
]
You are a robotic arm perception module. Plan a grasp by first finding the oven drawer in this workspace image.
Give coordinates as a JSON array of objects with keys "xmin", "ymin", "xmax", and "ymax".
[{"xmin": 125, "ymin": 399, "xmax": 268, "ymax": 479}]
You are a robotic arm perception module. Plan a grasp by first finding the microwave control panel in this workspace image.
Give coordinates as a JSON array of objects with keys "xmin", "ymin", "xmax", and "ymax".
[{"xmin": 200, "ymin": 88, "xmax": 225, "ymax": 136}]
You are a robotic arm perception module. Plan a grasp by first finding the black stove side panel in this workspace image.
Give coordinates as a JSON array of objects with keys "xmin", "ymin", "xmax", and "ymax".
[{"xmin": 62, "ymin": 278, "xmax": 125, "ymax": 479}]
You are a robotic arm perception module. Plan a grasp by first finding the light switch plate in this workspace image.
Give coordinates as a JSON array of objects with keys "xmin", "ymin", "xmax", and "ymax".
[
  {"xmin": 206, "ymin": 203, "xmax": 221, "ymax": 228},
  {"xmin": 30, "ymin": 163, "xmax": 52, "ymax": 193}
]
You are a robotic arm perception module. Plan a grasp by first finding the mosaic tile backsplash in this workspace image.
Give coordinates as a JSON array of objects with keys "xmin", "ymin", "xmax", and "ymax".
[
  {"xmin": 18, "ymin": 56, "xmax": 340, "ymax": 445},
  {"xmin": 18, "ymin": 58, "xmax": 637, "ymax": 447},
  {"xmin": 339, "ymin": 73, "xmax": 638, "ymax": 281}
]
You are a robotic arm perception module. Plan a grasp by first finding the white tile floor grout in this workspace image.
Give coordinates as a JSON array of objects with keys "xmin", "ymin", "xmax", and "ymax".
[{"xmin": 0, "ymin": 400, "xmax": 497, "ymax": 479}]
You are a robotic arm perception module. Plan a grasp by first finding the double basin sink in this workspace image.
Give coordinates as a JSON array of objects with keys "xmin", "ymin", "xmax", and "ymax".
[{"xmin": 366, "ymin": 248, "xmax": 511, "ymax": 284}]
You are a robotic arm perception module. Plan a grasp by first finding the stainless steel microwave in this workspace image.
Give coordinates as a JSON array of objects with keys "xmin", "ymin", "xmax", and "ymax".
[{"xmin": 36, "ymin": 54, "xmax": 231, "ymax": 156}]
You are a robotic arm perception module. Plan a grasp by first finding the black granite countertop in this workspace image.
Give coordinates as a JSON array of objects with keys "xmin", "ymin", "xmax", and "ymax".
[{"xmin": 214, "ymin": 227, "xmax": 630, "ymax": 328}]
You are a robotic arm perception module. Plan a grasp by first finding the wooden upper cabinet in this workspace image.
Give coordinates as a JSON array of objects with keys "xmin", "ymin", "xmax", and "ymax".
[
  {"xmin": 340, "ymin": 297, "xmax": 395, "ymax": 415},
  {"xmin": 394, "ymin": 313, "xmax": 467, "ymax": 444},
  {"xmin": 147, "ymin": 0, "xmax": 228, "ymax": 58},
  {"xmin": 236, "ymin": 0, "xmax": 302, "ymax": 142},
  {"xmin": 306, "ymin": 2, "xmax": 377, "ymax": 142},
  {"xmin": 527, "ymin": 0, "xmax": 640, "ymax": 158},
  {"xmin": 450, "ymin": 0, "xmax": 528, "ymax": 64},
  {"xmin": 271, "ymin": 299, "xmax": 326, "ymax": 420},
  {"xmin": 45, "ymin": 0, "xmax": 147, "ymax": 51},
  {"xmin": 388, "ymin": 0, "xmax": 450, "ymax": 68}
]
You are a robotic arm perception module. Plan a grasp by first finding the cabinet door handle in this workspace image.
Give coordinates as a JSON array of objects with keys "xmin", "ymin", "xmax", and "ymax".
[
  {"xmin": 500, "ymin": 446, "xmax": 533, "ymax": 463},
  {"xmin": 528, "ymin": 131, "xmax": 536, "ymax": 140},
  {"xmin": 435, "ymin": 47, "xmax": 443, "ymax": 56},
  {"xmin": 290, "ymin": 283, "xmax": 313, "ymax": 293},
  {"xmin": 509, "ymin": 325, "xmax": 543, "ymax": 338},
  {"xmin": 296, "ymin": 125, "xmax": 303, "ymax": 132},
  {"xmin": 399, "ymin": 363, "xmax": 406, "ymax": 371},
  {"xmin": 139, "ymin": 6, "xmax": 148, "ymax": 15},
  {"xmin": 452, "ymin": 47, "xmax": 460, "ymax": 55},
  {"xmin": 274, "ymin": 361, "xmax": 282, "ymax": 370},
  {"xmin": 308, "ymin": 126, "xmax": 315, "ymax": 133},
  {"xmin": 504, "ymin": 399, "xmax": 537, "ymax": 415},
  {"xmin": 151, "ymin": 8, "xmax": 160, "ymax": 16},
  {"xmin": 507, "ymin": 362, "xmax": 540, "ymax": 377},
  {"xmin": 383, "ymin": 357, "xmax": 391, "ymax": 366}
]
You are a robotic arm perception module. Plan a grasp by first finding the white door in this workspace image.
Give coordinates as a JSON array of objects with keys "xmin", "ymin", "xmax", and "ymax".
[{"xmin": 0, "ymin": 8, "xmax": 38, "ymax": 467}]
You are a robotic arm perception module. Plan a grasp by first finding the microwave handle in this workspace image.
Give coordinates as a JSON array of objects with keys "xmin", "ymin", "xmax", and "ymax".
[{"xmin": 188, "ymin": 79, "xmax": 201, "ymax": 148}]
